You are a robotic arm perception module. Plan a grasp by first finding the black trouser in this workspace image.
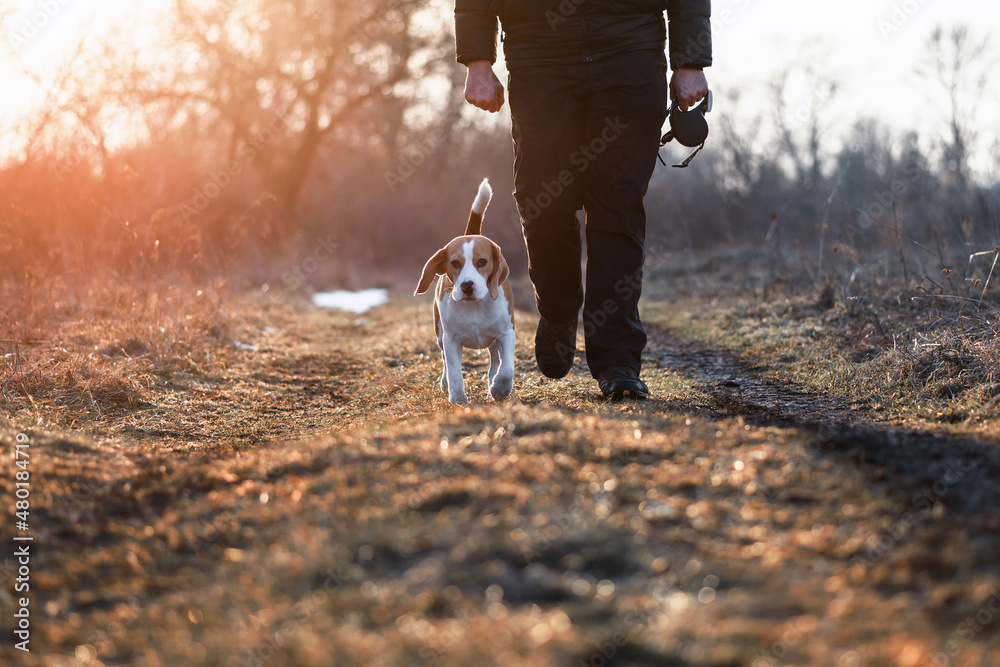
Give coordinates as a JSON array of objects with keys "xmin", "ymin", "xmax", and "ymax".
[{"xmin": 508, "ymin": 50, "xmax": 668, "ymax": 376}]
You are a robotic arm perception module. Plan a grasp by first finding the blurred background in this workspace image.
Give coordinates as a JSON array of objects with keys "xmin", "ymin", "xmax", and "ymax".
[{"xmin": 0, "ymin": 0, "xmax": 997, "ymax": 300}]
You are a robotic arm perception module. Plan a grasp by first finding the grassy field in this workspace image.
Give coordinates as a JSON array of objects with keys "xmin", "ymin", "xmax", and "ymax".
[{"xmin": 2, "ymin": 264, "xmax": 1000, "ymax": 666}]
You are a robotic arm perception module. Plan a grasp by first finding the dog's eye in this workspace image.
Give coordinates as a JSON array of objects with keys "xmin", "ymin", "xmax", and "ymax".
[
  {"xmin": 476, "ymin": 258, "xmax": 488, "ymax": 267},
  {"xmin": 451, "ymin": 260, "xmax": 461, "ymax": 269}
]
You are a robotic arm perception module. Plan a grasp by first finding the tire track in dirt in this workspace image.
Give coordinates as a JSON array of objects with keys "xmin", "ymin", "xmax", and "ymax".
[{"xmin": 648, "ymin": 328, "xmax": 1000, "ymax": 517}]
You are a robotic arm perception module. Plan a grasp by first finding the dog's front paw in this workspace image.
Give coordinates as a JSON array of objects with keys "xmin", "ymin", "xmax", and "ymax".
[
  {"xmin": 489, "ymin": 374, "xmax": 513, "ymax": 401},
  {"xmin": 448, "ymin": 390, "xmax": 469, "ymax": 404}
]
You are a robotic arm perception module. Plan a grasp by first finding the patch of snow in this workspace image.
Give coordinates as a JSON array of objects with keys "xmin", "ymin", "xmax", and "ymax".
[{"xmin": 312, "ymin": 289, "xmax": 389, "ymax": 314}]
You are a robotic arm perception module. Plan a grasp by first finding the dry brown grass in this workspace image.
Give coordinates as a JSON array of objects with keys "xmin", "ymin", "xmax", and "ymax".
[
  {"xmin": 2, "ymin": 279, "xmax": 236, "ymax": 436},
  {"xmin": 643, "ymin": 251, "xmax": 1000, "ymax": 439},
  {"xmin": 652, "ymin": 263, "xmax": 1000, "ymax": 412},
  {"xmin": 2, "ymin": 273, "xmax": 1000, "ymax": 666}
]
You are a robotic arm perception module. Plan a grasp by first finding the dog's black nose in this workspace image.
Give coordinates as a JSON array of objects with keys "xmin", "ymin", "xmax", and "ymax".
[{"xmin": 460, "ymin": 281, "xmax": 475, "ymax": 296}]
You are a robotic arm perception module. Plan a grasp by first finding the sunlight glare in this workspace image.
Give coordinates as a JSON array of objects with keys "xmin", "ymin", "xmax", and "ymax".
[{"xmin": 1, "ymin": 0, "xmax": 171, "ymax": 160}]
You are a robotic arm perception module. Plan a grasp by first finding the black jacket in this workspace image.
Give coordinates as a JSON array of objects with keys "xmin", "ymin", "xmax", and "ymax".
[{"xmin": 455, "ymin": 0, "xmax": 711, "ymax": 70}]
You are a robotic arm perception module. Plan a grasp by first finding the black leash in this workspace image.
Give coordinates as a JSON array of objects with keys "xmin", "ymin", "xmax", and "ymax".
[{"xmin": 658, "ymin": 90, "xmax": 712, "ymax": 168}]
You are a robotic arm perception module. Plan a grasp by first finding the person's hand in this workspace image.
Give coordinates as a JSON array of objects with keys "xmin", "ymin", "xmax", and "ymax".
[
  {"xmin": 669, "ymin": 68, "xmax": 709, "ymax": 111},
  {"xmin": 464, "ymin": 60, "xmax": 505, "ymax": 113}
]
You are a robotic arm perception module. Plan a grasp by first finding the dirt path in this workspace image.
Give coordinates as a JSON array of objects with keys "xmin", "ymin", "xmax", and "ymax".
[
  {"xmin": 3, "ymin": 297, "xmax": 1000, "ymax": 667},
  {"xmin": 651, "ymin": 329, "xmax": 1000, "ymax": 516}
]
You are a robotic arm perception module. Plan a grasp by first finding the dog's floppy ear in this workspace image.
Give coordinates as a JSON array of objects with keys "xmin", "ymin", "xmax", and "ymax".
[
  {"xmin": 414, "ymin": 247, "xmax": 448, "ymax": 295},
  {"xmin": 487, "ymin": 240, "xmax": 509, "ymax": 300}
]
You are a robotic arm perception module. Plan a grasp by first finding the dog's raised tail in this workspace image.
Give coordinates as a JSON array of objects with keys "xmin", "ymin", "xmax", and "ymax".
[{"xmin": 464, "ymin": 178, "xmax": 493, "ymax": 236}]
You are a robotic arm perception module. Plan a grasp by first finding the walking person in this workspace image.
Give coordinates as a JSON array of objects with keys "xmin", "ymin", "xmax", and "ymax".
[{"xmin": 456, "ymin": 0, "xmax": 711, "ymax": 400}]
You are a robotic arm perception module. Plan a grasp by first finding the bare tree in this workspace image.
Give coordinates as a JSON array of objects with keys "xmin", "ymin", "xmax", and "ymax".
[
  {"xmin": 919, "ymin": 25, "xmax": 995, "ymax": 192},
  {"xmin": 769, "ymin": 67, "xmax": 837, "ymax": 195},
  {"xmin": 131, "ymin": 0, "xmax": 444, "ymax": 213}
]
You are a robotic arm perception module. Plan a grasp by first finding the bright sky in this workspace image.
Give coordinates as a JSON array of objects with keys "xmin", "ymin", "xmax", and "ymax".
[
  {"xmin": 2, "ymin": 0, "xmax": 998, "ymax": 174},
  {"xmin": 2, "ymin": 2, "xmax": 125, "ymax": 102},
  {"xmin": 707, "ymin": 0, "xmax": 1000, "ymax": 176},
  {"xmin": 0, "ymin": 0, "xmax": 169, "ymax": 158}
]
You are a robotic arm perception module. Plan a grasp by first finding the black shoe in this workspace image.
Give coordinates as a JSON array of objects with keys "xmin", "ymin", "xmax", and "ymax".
[
  {"xmin": 596, "ymin": 366, "xmax": 649, "ymax": 401},
  {"xmin": 535, "ymin": 316, "xmax": 577, "ymax": 379}
]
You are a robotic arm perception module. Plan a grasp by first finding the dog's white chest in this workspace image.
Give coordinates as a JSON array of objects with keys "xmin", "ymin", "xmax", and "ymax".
[{"xmin": 438, "ymin": 288, "xmax": 512, "ymax": 349}]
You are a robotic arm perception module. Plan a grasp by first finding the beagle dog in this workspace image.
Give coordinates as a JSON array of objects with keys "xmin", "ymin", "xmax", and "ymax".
[{"xmin": 414, "ymin": 178, "xmax": 515, "ymax": 404}]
